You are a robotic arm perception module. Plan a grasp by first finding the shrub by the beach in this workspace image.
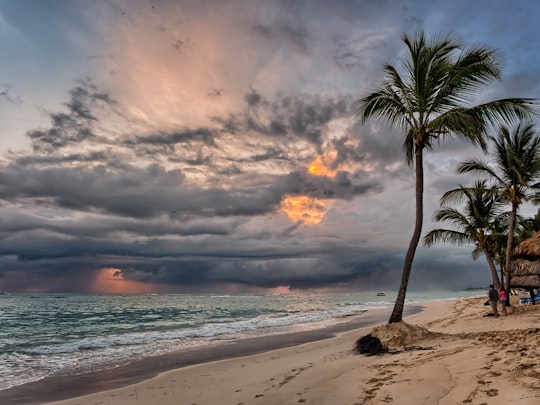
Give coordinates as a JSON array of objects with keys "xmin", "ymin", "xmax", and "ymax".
[{"xmin": 354, "ymin": 333, "xmax": 387, "ymax": 356}]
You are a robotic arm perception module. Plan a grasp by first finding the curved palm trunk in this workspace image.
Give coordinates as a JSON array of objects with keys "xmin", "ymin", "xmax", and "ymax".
[
  {"xmin": 504, "ymin": 202, "xmax": 518, "ymax": 302},
  {"xmin": 479, "ymin": 240, "xmax": 501, "ymax": 289},
  {"xmin": 389, "ymin": 147, "xmax": 424, "ymax": 323}
]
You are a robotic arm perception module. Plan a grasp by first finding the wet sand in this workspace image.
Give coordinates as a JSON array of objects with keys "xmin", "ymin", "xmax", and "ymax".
[
  {"xmin": 39, "ymin": 295, "xmax": 540, "ymax": 405},
  {"xmin": 0, "ymin": 306, "xmax": 420, "ymax": 404}
]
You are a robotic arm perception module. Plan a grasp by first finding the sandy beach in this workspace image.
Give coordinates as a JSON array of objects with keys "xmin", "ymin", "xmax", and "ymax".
[{"xmin": 16, "ymin": 295, "xmax": 540, "ymax": 404}]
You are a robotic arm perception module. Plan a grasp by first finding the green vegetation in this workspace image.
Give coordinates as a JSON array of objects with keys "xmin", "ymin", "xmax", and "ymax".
[
  {"xmin": 456, "ymin": 123, "xmax": 540, "ymax": 293},
  {"xmin": 355, "ymin": 31, "xmax": 535, "ymax": 323},
  {"xmin": 424, "ymin": 180, "xmax": 506, "ymax": 289}
]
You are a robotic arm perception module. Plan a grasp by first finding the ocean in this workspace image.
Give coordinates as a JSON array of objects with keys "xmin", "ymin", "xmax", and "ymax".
[{"xmin": 0, "ymin": 290, "xmax": 484, "ymax": 393}]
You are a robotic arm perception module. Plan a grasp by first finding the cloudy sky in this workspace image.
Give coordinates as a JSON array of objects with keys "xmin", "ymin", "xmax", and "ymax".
[{"xmin": 0, "ymin": 0, "xmax": 539, "ymax": 294}]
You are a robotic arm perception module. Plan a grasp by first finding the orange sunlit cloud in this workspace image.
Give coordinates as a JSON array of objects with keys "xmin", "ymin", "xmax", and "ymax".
[
  {"xmin": 280, "ymin": 195, "xmax": 329, "ymax": 224},
  {"xmin": 281, "ymin": 152, "xmax": 339, "ymax": 224},
  {"xmin": 89, "ymin": 267, "xmax": 161, "ymax": 294},
  {"xmin": 265, "ymin": 285, "xmax": 292, "ymax": 294},
  {"xmin": 308, "ymin": 152, "xmax": 338, "ymax": 177}
]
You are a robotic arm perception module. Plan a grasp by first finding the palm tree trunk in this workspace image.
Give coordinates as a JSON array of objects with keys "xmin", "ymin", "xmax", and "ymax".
[
  {"xmin": 479, "ymin": 240, "xmax": 501, "ymax": 289},
  {"xmin": 504, "ymin": 202, "xmax": 518, "ymax": 304},
  {"xmin": 389, "ymin": 146, "xmax": 424, "ymax": 323}
]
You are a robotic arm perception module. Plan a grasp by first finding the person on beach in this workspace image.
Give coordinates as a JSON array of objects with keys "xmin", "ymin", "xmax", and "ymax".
[
  {"xmin": 488, "ymin": 284, "xmax": 499, "ymax": 317},
  {"xmin": 499, "ymin": 287, "xmax": 508, "ymax": 315}
]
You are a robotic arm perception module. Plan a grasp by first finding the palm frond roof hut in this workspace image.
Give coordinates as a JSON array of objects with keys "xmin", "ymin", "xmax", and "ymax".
[{"xmin": 510, "ymin": 231, "xmax": 540, "ymax": 288}]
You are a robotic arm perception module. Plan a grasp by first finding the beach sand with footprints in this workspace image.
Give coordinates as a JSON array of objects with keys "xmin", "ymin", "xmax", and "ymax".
[{"xmin": 46, "ymin": 295, "xmax": 540, "ymax": 405}]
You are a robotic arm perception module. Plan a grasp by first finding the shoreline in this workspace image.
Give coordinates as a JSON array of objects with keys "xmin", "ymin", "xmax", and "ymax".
[
  {"xmin": 0, "ymin": 305, "xmax": 421, "ymax": 405},
  {"xmin": 39, "ymin": 295, "xmax": 540, "ymax": 404}
]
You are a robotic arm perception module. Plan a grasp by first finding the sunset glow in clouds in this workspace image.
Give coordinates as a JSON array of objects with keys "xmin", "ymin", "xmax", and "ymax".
[
  {"xmin": 280, "ymin": 196, "xmax": 329, "ymax": 225},
  {"xmin": 90, "ymin": 268, "xmax": 161, "ymax": 294},
  {"xmin": 280, "ymin": 153, "xmax": 340, "ymax": 224},
  {"xmin": 0, "ymin": 0, "xmax": 540, "ymax": 293}
]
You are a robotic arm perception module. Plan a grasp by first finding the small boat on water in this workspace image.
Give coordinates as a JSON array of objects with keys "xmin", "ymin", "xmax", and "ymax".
[{"xmin": 376, "ymin": 292, "xmax": 386, "ymax": 296}]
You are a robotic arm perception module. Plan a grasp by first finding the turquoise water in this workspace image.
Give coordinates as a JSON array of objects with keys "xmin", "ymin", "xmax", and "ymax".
[{"xmin": 0, "ymin": 290, "xmax": 484, "ymax": 391}]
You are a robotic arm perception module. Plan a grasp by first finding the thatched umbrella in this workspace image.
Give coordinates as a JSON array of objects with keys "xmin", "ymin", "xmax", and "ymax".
[
  {"xmin": 512, "ymin": 231, "xmax": 540, "ymax": 259},
  {"xmin": 509, "ymin": 231, "xmax": 540, "ymax": 302},
  {"xmin": 509, "ymin": 259, "xmax": 540, "ymax": 289}
]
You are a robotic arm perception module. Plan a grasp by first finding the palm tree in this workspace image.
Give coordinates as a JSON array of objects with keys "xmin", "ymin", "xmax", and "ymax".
[
  {"xmin": 424, "ymin": 180, "xmax": 505, "ymax": 289},
  {"xmin": 355, "ymin": 31, "xmax": 535, "ymax": 323},
  {"xmin": 458, "ymin": 122, "xmax": 540, "ymax": 296},
  {"xmin": 487, "ymin": 216, "xmax": 511, "ymax": 288},
  {"xmin": 515, "ymin": 208, "xmax": 540, "ymax": 241}
]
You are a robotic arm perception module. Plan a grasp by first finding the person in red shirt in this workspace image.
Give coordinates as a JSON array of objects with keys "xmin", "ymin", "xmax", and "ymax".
[{"xmin": 498, "ymin": 287, "xmax": 508, "ymax": 315}]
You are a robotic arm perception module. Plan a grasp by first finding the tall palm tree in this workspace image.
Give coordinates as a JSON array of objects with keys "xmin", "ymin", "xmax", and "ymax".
[
  {"xmin": 487, "ymin": 216, "xmax": 511, "ymax": 288},
  {"xmin": 515, "ymin": 208, "xmax": 540, "ymax": 241},
  {"xmin": 458, "ymin": 122, "xmax": 540, "ymax": 296},
  {"xmin": 355, "ymin": 31, "xmax": 535, "ymax": 323},
  {"xmin": 424, "ymin": 180, "xmax": 505, "ymax": 289}
]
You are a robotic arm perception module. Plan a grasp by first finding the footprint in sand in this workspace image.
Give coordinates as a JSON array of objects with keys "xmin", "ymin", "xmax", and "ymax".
[
  {"xmin": 484, "ymin": 388, "xmax": 499, "ymax": 396},
  {"xmin": 366, "ymin": 377, "xmax": 383, "ymax": 385}
]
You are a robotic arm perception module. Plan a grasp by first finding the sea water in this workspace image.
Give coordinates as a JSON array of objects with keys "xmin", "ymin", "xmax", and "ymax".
[{"xmin": 0, "ymin": 290, "xmax": 483, "ymax": 392}]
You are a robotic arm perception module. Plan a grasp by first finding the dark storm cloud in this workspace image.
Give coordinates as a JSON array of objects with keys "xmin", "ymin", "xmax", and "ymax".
[
  {"xmin": 281, "ymin": 95, "xmax": 351, "ymax": 144},
  {"xmin": 14, "ymin": 150, "xmax": 112, "ymax": 166},
  {"xmin": 95, "ymin": 244, "xmax": 487, "ymax": 292},
  {"xmin": 0, "ymin": 72, "xmax": 403, "ymax": 293},
  {"xmin": 349, "ymin": 120, "xmax": 405, "ymax": 169},
  {"xmin": 26, "ymin": 79, "xmax": 115, "ymax": 152},
  {"xmin": 0, "ymin": 217, "xmax": 359, "ymax": 286},
  {"xmin": 0, "ymin": 163, "xmax": 381, "ymax": 223},
  {"xmin": 129, "ymin": 128, "xmax": 218, "ymax": 147},
  {"xmin": 275, "ymin": 170, "xmax": 383, "ymax": 200},
  {"xmin": 0, "ymin": 78, "xmax": 381, "ymax": 225},
  {"xmin": 201, "ymin": 258, "xmax": 360, "ymax": 289},
  {"xmin": 127, "ymin": 261, "xmax": 217, "ymax": 286},
  {"xmin": 65, "ymin": 84, "xmax": 104, "ymax": 120},
  {"xmin": 244, "ymin": 88, "xmax": 263, "ymax": 107},
  {"xmin": 216, "ymin": 91, "xmax": 353, "ymax": 146},
  {"xmin": 0, "ymin": 207, "xmax": 240, "ymax": 240},
  {"xmin": 329, "ymin": 134, "xmax": 370, "ymax": 170},
  {"xmin": 27, "ymin": 116, "xmax": 94, "ymax": 151},
  {"xmin": 0, "ymin": 163, "xmax": 267, "ymax": 218},
  {"xmin": 249, "ymin": 147, "xmax": 287, "ymax": 162},
  {"xmin": 2, "ymin": 0, "xmax": 539, "ymax": 295},
  {"xmin": 0, "ymin": 236, "xmax": 488, "ymax": 293},
  {"xmin": 88, "ymin": 90, "xmax": 357, "ymax": 172}
]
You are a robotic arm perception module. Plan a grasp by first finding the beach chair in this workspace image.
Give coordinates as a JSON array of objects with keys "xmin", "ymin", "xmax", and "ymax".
[{"xmin": 519, "ymin": 293, "xmax": 540, "ymax": 305}]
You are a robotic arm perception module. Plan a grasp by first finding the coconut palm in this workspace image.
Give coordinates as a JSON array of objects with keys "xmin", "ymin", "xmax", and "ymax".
[
  {"xmin": 424, "ymin": 180, "xmax": 505, "ymax": 288},
  {"xmin": 458, "ymin": 122, "xmax": 540, "ymax": 296},
  {"xmin": 355, "ymin": 31, "xmax": 535, "ymax": 323},
  {"xmin": 487, "ymin": 216, "xmax": 512, "ymax": 287},
  {"xmin": 516, "ymin": 208, "xmax": 540, "ymax": 241}
]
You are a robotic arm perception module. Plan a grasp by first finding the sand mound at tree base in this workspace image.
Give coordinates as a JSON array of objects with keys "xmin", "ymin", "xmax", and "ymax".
[{"xmin": 372, "ymin": 321, "xmax": 434, "ymax": 350}]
